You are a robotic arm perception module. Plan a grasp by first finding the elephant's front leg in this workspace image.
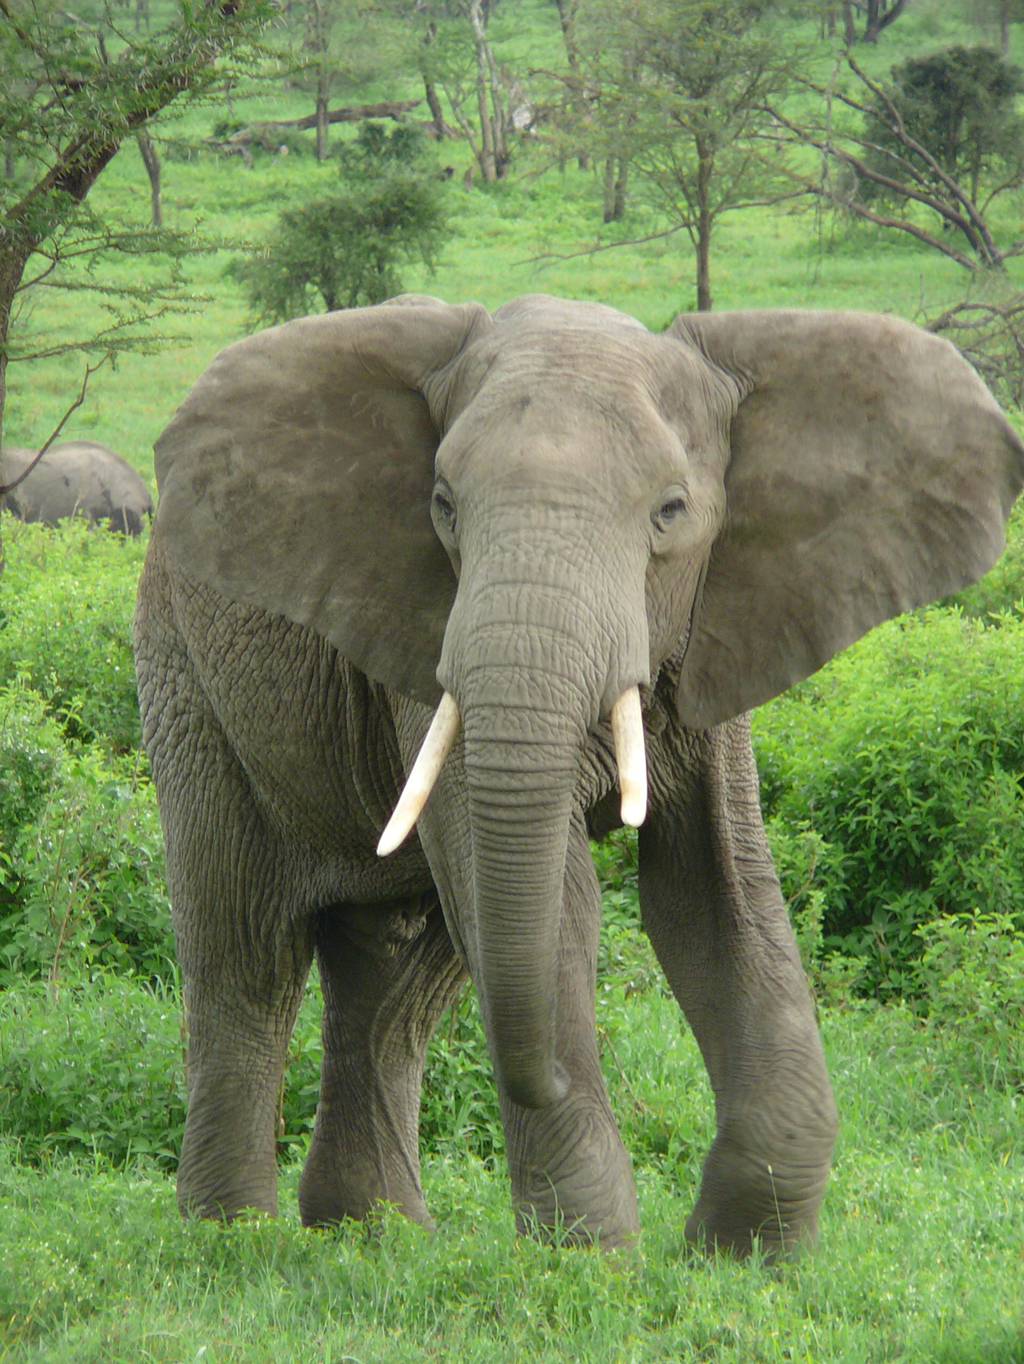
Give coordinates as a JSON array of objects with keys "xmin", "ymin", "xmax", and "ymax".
[
  {"xmin": 499, "ymin": 820, "xmax": 640, "ymax": 1247},
  {"xmin": 640, "ymin": 715, "xmax": 838, "ymax": 1259},
  {"xmin": 298, "ymin": 893, "xmax": 467, "ymax": 1229}
]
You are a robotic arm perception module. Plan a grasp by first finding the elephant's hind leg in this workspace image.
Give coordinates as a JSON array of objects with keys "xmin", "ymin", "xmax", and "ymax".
[{"xmin": 298, "ymin": 892, "xmax": 467, "ymax": 1229}]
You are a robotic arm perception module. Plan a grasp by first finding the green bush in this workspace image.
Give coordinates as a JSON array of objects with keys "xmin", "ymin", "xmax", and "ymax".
[
  {"xmin": 912, "ymin": 910, "xmax": 1024, "ymax": 1089},
  {"xmin": 0, "ymin": 974, "xmax": 186, "ymax": 1168},
  {"xmin": 0, "ymin": 518, "xmax": 146, "ymax": 752},
  {"xmin": 754, "ymin": 608, "xmax": 1024, "ymax": 995},
  {"xmin": 0, "ymin": 682, "xmax": 172, "ymax": 986},
  {"xmin": 228, "ymin": 123, "xmax": 452, "ymax": 321}
]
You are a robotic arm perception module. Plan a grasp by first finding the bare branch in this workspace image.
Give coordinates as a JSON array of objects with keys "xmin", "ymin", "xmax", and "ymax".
[
  {"xmin": 521, "ymin": 223, "xmax": 687, "ymax": 269},
  {"xmin": 0, "ymin": 352, "xmax": 112, "ymax": 497}
]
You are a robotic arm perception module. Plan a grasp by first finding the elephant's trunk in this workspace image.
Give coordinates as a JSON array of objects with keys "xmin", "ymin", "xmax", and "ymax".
[
  {"xmin": 462, "ymin": 692, "xmax": 584, "ymax": 1110},
  {"xmin": 421, "ymin": 525, "xmax": 649, "ymax": 1111}
]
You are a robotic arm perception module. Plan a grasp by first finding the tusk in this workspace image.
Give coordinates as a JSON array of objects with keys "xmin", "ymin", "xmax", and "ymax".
[
  {"xmin": 377, "ymin": 692, "xmax": 461, "ymax": 856},
  {"xmin": 611, "ymin": 686, "xmax": 648, "ymax": 828}
]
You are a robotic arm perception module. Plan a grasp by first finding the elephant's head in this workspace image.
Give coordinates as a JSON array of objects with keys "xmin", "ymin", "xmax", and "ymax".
[{"xmin": 152, "ymin": 294, "xmax": 1024, "ymax": 1109}]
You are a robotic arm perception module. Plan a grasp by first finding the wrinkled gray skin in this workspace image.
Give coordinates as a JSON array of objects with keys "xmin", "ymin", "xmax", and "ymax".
[
  {"xmin": 1, "ymin": 440, "xmax": 153, "ymax": 535},
  {"xmin": 134, "ymin": 295, "xmax": 1024, "ymax": 1256}
]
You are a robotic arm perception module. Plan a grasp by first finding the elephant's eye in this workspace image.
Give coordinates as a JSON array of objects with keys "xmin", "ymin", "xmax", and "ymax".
[
  {"xmin": 432, "ymin": 484, "xmax": 457, "ymax": 534},
  {"xmin": 652, "ymin": 494, "xmax": 687, "ymax": 531}
]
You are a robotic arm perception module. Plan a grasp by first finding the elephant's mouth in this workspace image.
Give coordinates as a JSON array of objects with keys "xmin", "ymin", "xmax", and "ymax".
[{"xmin": 376, "ymin": 684, "xmax": 648, "ymax": 857}]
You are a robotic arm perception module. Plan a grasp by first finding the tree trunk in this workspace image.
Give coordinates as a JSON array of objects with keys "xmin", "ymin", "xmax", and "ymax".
[
  {"xmin": 421, "ymin": 23, "xmax": 454, "ymax": 139},
  {"xmin": 0, "ymin": 255, "xmax": 23, "ymax": 567},
  {"xmin": 696, "ymin": 227, "xmax": 712, "ymax": 312},
  {"xmin": 316, "ymin": 88, "xmax": 329, "ymax": 161},
  {"xmin": 843, "ymin": 0, "xmax": 856, "ymax": 45},
  {"xmin": 469, "ymin": 0, "xmax": 498, "ymax": 181},
  {"xmin": 695, "ymin": 136, "xmax": 713, "ymax": 312},
  {"xmin": 1000, "ymin": 0, "xmax": 1011, "ymax": 56},
  {"xmin": 863, "ymin": 0, "xmax": 908, "ymax": 42},
  {"xmin": 3, "ymin": 143, "xmax": 13, "ymax": 180},
  {"xmin": 613, "ymin": 158, "xmax": 628, "ymax": 220},
  {"xmin": 553, "ymin": 0, "xmax": 588, "ymax": 168},
  {"xmin": 602, "ymin": 158, "xmax": 616, "ymax": 221},
  {"xmin": 136, "ymin": 132, "xmax": 162, "ymax": 227},
  {"xmin": 424, "ymin": 80, "xmax": 451, "ymax": 138}
]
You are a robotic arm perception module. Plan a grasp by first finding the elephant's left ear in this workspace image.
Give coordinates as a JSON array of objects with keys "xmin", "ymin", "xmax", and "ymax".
[{"xmin": 669, "ymin": 310, "xmax": 1024, "ymax": 729}]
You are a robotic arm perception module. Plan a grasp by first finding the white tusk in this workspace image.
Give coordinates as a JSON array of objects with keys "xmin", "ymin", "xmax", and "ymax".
[
  {"xmin": 610, "ymin": 686, "xmax": 648, "ymax": 829},
  {"xmin": 377, "ymin": 692, "xmax": 461, "ymax": 856}
]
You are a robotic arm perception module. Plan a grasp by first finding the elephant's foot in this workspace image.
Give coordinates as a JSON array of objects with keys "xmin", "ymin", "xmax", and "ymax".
[
  {"xmin": 298, "ymin": 1141, "xmax": 433, "ymax": 1231},
  {"xmin": 507, "ymin": 1094, "xmax": 640, "ymax": 1250},
  {"xmin": 176, "ymin": 1151, "xmax": 279, "ymax": 1222},
  {"xmin": 684, "ymin": 1126, "xmax": 833, "ymax": 1261}
]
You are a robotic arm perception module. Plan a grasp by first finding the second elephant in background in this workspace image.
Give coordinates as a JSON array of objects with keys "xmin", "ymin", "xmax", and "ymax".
[{"xmin": 1, "ymin": 440, "xmax": 153, "ymax": 535}]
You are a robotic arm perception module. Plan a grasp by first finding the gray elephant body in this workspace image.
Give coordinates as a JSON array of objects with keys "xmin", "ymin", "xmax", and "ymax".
[
  {"xmin": 134, "ymin": 295, "xmax": 1024, "ymax": 1255},
  {"xmin": 2, "ymin": 440, "xmax": 153, "ymax": 535}
]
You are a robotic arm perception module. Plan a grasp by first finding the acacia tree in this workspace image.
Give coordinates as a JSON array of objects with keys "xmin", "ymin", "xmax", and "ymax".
[
  {"xmin": 0, "ymin": 0, "xmax": 271, "ymax": 478},
  {"xmin": 569, "ymin": 0, "xmax": 797, "ymax": 310},
  {"xmin": 770, "ymin": 52, "xmax": 1024, "ymax": 270},
  {"xmin": 862, "ymin": 46, "xmax": 1024, "ymax": 206}
]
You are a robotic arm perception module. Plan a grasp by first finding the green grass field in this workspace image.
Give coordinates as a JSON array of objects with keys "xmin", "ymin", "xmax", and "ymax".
[
  {"xmin": 3, "ymin": 1, "xmax": 1024, "ymax": 1359},
  {"xmin": 3, "ymin": 1000, "xmax": 1023, "ymax": 1363}
]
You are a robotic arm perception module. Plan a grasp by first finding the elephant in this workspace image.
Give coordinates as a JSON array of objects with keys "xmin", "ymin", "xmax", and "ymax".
[
  {"xmin": 133, "ymin": 294, "xmax": 1024, "ymax": 1257},
  {"xmin": 1, "ymin": 439, "xmax": 153, "ymax": 535}
]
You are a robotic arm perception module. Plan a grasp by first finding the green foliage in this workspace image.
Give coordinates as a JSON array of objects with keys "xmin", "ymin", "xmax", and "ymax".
[
  {"xmin": 0, "ymin": 974, "xmax": 185, "ymax": 1168},
  {"xmin": 912, "ymin": 910, "xmax": 1024, "ymax": 1088},
  {"xmin": 229, "ymin": 123, "xmax": 452, "ymax": 321},
  {"xmin": 0, "ymin": 0, "xmax": 275, "ymax": 403},
  {"xmin": 421, "ymin": 989, "xmax": 504, "ymax": 1162},
  {"xmin": 0, "ymin": 682, "xmax": 172, "ymax": 987},
  {"xmin": 0, "ymin": 519, "xmax": 145, "ymax": 753},
  {"xmin": 763, "ymin": 819, "xmax": 869, "ymax": 1005},
  {"xmin": 755, "ymin": 608, "xmax": 1024, "ymax": 995},
  {"xmin": 863, "ymin": 45, "xmax": 1024, "ymax": 203}
]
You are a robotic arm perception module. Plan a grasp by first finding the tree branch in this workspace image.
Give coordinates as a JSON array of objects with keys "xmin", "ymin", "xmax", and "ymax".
[
  {"xmin": 0, "ymin": 353, "xmax": 111, "ymax": 497},
  {"xmin": 522, "ymin": 223, "xmax": 686, "ymax": 268}
]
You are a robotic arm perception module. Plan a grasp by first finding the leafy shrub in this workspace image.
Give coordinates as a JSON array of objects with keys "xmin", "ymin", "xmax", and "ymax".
[
  {"xmin": 0, "ymin": 974, "xmax": 186, "ymax": 1168},
  {"xmin": 592, "ymin": 828, "xmax": 663, "ymax": 996},
  {"xmin": 763, "ymin": 820, "xmax": 868, "ymax": 1006},
  {"xmin": 912, "ymin": 911, "xmax": 1024, "ymax": 1089},
  {"xmin": 754, "ymin": 608, "xmax": 1024, "ymax": 995},
  {"xmin": 228, "ymin": 123, "xmax": 451, "ymax": 321},
  {"xmin": 0, "ymin": 682, "xmax": 172, "ymax": 985},
  {"xmin": 421, "ymin": 989, "xmax": 503, "ymax": 1162},
  {"xmin": 0, "ymin": 518, "xmax": 145, "ymax": 752}
]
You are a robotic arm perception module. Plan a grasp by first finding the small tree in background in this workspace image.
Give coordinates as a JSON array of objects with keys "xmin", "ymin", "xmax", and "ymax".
[
  {"xmin": 771, "ymin": 52, "xmax": 1024, "ymax": 271},
  {"xmin": 561, "ymin": 0, "xmax": 798, "ymax": 311},
  {"xmin": 860, "ymin": 46, "xmax": 1024, "ymax": 207},
  {"xmin": 230, "ymin": 125, "xmax": 451, "ymax": 321}
]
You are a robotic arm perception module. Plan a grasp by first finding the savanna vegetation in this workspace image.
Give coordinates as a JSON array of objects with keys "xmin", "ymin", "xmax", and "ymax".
[{"xmin": 2, "ymin": 0, "xmax": 1024, "ymax": 1358}]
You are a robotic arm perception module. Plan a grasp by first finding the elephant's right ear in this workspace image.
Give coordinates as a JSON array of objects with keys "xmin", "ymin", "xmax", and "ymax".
[{"xmin": 153, "ymin": 299, "xmax": 490, "ymax": 704}]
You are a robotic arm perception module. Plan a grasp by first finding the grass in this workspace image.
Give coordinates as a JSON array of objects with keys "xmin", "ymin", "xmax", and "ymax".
[{"xmin": 2, "ymin": 1001, "xmax": 1023, "ymax": 1363}]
